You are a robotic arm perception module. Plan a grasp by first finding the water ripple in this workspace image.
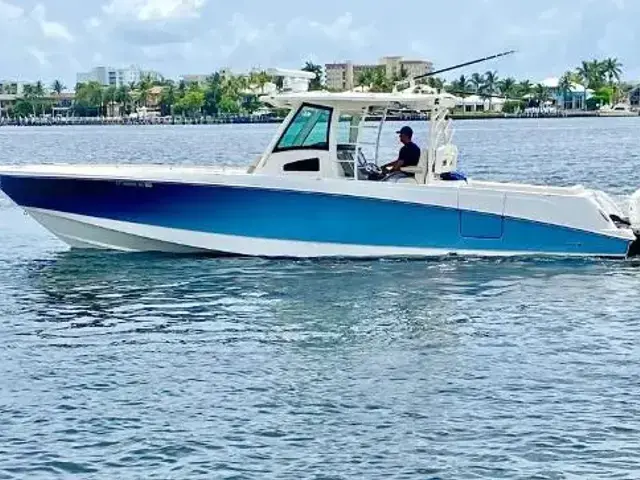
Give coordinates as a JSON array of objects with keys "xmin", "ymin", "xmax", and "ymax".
[{"xmin": 2, "ymin": 121, "xmax": 640, "ymax": 478}]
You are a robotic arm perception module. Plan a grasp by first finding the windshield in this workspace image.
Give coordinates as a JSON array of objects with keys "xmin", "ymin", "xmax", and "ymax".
[{"xmin": 275, "ymin": 104, "xmax": 332, "ymax": 150}]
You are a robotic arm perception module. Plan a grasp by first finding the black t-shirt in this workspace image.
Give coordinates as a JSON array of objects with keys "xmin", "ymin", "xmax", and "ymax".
[{"xmin": 399, "ymin": 142, "xmax": 421, "ymax": 167}]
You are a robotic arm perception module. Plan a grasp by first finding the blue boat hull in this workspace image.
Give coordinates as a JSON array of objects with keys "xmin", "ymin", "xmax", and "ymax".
[{"xmin": 0, "ymin": 175, "xmax": 632, "ymax": 257}]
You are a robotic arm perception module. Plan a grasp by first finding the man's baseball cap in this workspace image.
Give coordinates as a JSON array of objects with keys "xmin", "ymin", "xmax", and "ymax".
[{"xmin": 396, "ymin": 126, "xmax": 413, "ymax": 136}]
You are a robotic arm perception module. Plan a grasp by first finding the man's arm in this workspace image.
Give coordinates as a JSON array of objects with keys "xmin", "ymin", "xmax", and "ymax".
[
  {"xmin": 382, "ymin": 147, "xmax": 407, "ymax": 171},
  {"xmin": 382, "ymin": 158, "xmax": 404, "ymax": 171}
]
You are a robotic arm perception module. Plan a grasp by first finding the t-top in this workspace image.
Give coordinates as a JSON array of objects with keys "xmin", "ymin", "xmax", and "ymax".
[{"xmin": 399, "ymin": 142, "xmax": 421, "ymax": 167}]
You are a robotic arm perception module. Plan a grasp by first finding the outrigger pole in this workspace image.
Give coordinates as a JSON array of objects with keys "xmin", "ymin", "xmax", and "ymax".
[
  {"xmin": 393, "ymin": 49, "xmax": 517, "ymax": 92},
  {"xmin": 413, "ymin": 49, "xmax": 516, "ymax": 81}
]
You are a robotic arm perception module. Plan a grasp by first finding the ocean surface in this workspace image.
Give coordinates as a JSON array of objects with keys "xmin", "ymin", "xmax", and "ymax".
[{"xmin": 1, "ymin": 118, "xmax": 640, "ymax": 479}]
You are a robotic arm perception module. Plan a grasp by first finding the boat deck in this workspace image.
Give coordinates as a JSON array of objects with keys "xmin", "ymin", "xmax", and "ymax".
[
  {"xmin": 0, "ymin": 163, "xmax": 591, "ymax": 198},
  {"xmin": 0, "ymin": 164, "xmax": 250, "ymax": 183}
]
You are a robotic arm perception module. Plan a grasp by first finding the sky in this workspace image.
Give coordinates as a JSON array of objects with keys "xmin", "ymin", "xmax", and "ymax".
[{"xmin": 0, "ymin": 0, "xmax": 638, "ymax": 87}]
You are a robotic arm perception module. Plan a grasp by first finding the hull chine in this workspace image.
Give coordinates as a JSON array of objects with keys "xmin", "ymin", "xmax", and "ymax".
[{"xmin": 26, "ymin": 208, "xmax": 212, "ymax": 254}]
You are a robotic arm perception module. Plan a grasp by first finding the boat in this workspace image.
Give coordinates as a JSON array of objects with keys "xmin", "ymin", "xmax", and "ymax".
[
  {"xmin": 1, "ymin": 66, "xmax": 640, "ymax": 258},
  {"xmin": 598, "ymin": 103, "xmax": 638, "ymax": 117}
]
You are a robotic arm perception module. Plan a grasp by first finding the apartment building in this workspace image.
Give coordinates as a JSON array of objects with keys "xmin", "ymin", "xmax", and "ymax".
[
  {"xmin": 76, "ymin": 65, "xmax": 162, "ymax": 87},
  {"xmin": 324, "ymin": 56, "xmax": 433, "ymax": 91}
]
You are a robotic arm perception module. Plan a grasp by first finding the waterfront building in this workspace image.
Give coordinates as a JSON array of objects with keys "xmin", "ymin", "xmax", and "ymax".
[
  {"xmin": 76, "ymin": 65, "xmax": 162, "ymax": 87},
  {"xmin": 0, "ymin": 80, "xmax": 26, "ymax": 96},
  {"xmin": 0, "ymin": 80, "xmax": 75, "ymax": 118},
  {"xmin": 540, "ymin": 77, "xmax": 592, "ymax": 110},
  {"xmin": 325, "ymin": 56, "xmax": 433, "ymax": 91},
  {"xmin": 628, "ymin": 85, "xmax": 640, "ymax": 108},
  {"xmin": 180, "ymin": 74, "xmax": 209, "ymax": 85},
  {"xmin": 0, "ymin": 81, "xmax": 28, "ymax": 117},
  {"xmin": 324, "ymin": 61, "xmax": 379, "ymax": 91},
  {"xmin": 456, "ymin": 94, "xmax": 506, "ymax": 113}
]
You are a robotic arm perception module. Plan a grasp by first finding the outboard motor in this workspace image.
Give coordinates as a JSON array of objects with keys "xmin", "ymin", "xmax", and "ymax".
[{"xmin": 628, "ymin": 189, "xmax": 640, "ymax": 257}]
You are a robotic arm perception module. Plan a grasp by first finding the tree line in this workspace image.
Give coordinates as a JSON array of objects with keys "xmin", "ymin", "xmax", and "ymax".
[
  {"xmin": 0, "ymin": 57, "xmax": 631, "ymax": 118},
  {"xmin": 3, "ymin": 70, "xmax": 278, "ymax": 118},
  {"xmin": 350, "ymin": 57, "xmax": 628, "ymax": 111}
]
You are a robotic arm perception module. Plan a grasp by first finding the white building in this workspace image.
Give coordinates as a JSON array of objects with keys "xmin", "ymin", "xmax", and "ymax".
[
  {"xmin": 76, "ymin": 65, "xmax": 162, "ymax": 87},
  {"xmin": 456, "ymin": 94, "xmax": 506, "ymax": 112},
  {"xmin": 0, "ymin": 80, "xmax": 27, "ymax": 96},
  {"xmin": 540, "ymin": 77, "xmax": 592, "ymax": 110},
  {"xmin": 180, "ymin": 74, "xmax": 210, "ymax": 85}
]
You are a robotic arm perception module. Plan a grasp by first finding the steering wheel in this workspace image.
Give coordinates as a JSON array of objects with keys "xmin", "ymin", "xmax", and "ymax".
[{"xmin": 355, "ymin": 151, "xmax": 380, "ymax": 173}]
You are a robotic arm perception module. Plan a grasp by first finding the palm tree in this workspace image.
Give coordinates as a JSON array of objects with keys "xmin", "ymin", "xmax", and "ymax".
[
  {"xmin": 557, "ymin": 73, "xmax": 572, "ymax": 109},
  {"xmin": 357, "ymin": 69, "xmax": 375, "ymax": 88},
  {"xmin": 203, "ymin": 74, "xmax": 221, "ymax": 115},
  {"xmin": 136, "ymin": 76, "xmax": 152, "ymax": 109},
  {"xmin": 471, "ymin": 73, "xmax": 485, "ymax": 93},
  {"xmin": 534, "ymin": 83, "xmax": 549, "ymax": 106},
  {"xmin": 456, "ymin": 74, "xmax": 470, "ymax": 93},
  {"xmin": 483, "ymin": 71, "xmax": 498, "ymax": 93},
  {"xmin": 116, "ymin": 85, "xmax": 132, "ymax": 115},
  {"xmin": 159, "ymin": 84, "xmax": 176, "ymax": 116},
  {"xmin": 517, "ymin": 80, "xmax": 532, "ymax": 98},
  {"xmin": 482, "ymin": 70, "xmax": 499, "ymax": 110},
  {"xmin": 394, "ymin": 65, "xmax": 408, "ymax": 82},
  {"xmin": 177, "ymin": 79, "xmax": 187, "ymax": 97},
  {"xmin": 302, "ymin": 61, "xmax": 323, "ymax": 90},
  {"xmin": 31, "ymin": 81, "xmax": 45, "ymax": 116},
  {"xmin": 575, "ymin": 61, "xmax": 590, "ymax": 87},
  {"xmin": 603, "ymin": 57, "xmax": 623, "ymax": 103},
  {"xmin": 21, "ymin": 84, "xmax": 37, "ymax": 116},
  {"xmin": 371, "ymin": 66, "xmax": 391, "ymax": 92},
  {"xmin": 577, "ymin": 59, "xmax": 605, "ymax": 90},
  {"xmin": 103, "ymin": 85, "xmax": 118, "ymax": 116},
  {"xmin": 256, "ymin": 70, "xmax": 271, "ymax": 94},
  {"xmin": 426, "ymin": 76, "xmax": 444, "ymax": 90},
  {"xmin": 50, "ymin": 80, "xmax": 65, "ymax": 115},
  {"xmin": 497, "ymin": 77, "xmax": 516, "ymax": 98},
  {"xmin": 51, "ymin": 80, "xmax": 65, "ymax": 95},
  {"xmin": 75, "ymin": 81, "xmax": 103, "ymax": 116},
  {"xmin": 603, "ymin": 57, "xmax": 623, "ymax": 85},
  {"xmin": 34, "ymin": 80, "xmax": 44, "ymax": 97}
]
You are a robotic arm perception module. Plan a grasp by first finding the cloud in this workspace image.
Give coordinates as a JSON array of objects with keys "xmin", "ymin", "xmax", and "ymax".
[
  {"xmin": 27, "ymin": 46, "xmax": 49, "ymax": 66},
  {"xmin": 102, "ymin": 0, "xmax": 207, "ymax": 22},
  {"xmin": 3, "ymin": 0, "xmax": 640, "ymax": 88},
  {"xmin": 0, "ymin": 0, "xmax": 22, "ymax": 20},
  {"xmin": 211, "ymin": 12, "xmax": 376, "ymax": 71},
  {"xmin": 31, "ymin": 4, "xmax": 74, "ymax": 42},
  {"xmin": 85, "ymin": 17, "xmax": 101, "ymax": 29},
  {"xmin": 538, "ymin": 7, "xmax": 559, "ymax": 20},
  {"xmin": 117, "ymin": 25, "xmax": 191, "ymax": 46},
  {"xmin": 307, "ymin": 13, "xmax": 374, "ymax": 49}
]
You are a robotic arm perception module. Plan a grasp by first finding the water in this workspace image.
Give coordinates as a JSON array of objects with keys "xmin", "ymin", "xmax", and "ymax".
[{"xmin": 1, "ymin": 118, "xmax": 640, "ymax": 479}]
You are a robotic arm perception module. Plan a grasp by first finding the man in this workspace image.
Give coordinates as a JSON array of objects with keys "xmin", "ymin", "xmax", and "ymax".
[{"xmin": 381, "ymin": 125, "xmax": 421, "ymax": 174}]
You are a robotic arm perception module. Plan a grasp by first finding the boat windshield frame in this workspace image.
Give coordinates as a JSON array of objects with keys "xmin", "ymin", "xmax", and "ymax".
[{"xmin": 272, "ymin": 102, "xmax": 334, "ymax": 153}]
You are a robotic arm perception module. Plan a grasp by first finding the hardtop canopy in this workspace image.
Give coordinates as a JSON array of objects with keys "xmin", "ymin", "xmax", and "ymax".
[{"xmin": 260, "ymin": 90, "xmax": 458, "ymax": 113}]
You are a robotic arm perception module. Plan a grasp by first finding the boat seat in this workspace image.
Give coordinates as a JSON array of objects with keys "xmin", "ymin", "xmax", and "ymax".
[{"xmin": 400, "ymin": 146, "xmax": 430, "ymax": 180}]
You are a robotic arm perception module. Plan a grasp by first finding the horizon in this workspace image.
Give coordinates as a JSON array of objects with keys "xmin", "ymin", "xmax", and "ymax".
[{"xmin": 1, "ymin": 0, "xmax": 639, "ymax": 86}]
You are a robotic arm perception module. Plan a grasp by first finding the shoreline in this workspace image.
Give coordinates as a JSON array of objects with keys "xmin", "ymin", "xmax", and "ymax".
[{"xmin": 0, "ymin": 111, "xmax": 637, "ymax": 127}]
